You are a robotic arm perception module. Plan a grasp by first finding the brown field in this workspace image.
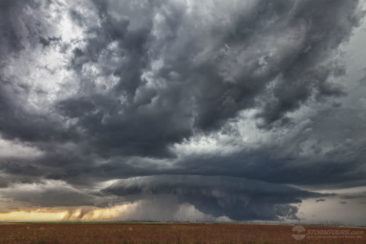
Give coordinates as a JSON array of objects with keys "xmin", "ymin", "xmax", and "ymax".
[{"xmin": 0, "ymin": 223, "xmax": 365, "ymax": 244}]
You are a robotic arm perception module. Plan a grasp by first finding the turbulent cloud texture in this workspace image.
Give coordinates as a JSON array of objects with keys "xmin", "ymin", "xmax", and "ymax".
[{"xmin": 0, "ymin": 0, "xmax": 366, "ymax": 223}]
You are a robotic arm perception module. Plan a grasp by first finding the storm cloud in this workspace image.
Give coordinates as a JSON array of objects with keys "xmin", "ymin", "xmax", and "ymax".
[
  {"xmin": 103, "ymin": 175, "xmax": 324, "ymax": 220},
  {"xmin": 0, "ymin": 0, "xmax": 366, "ymax": 223}
]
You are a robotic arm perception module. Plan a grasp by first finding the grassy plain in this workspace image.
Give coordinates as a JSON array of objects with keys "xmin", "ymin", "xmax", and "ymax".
[{"xmin": 0, "ymin": 223, "xmax": 364, "ymax": 244}]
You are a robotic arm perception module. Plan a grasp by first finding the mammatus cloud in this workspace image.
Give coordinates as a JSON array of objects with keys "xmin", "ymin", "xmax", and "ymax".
[{"xmin": 0, "ymin": 0, "xmax": 366, "ymax": 223}]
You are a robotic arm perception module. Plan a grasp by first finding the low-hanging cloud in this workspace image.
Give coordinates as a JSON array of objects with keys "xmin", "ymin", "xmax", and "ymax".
[{"xmin": 103, "ymin": 175, "xmax": 324, "ymax": 221}]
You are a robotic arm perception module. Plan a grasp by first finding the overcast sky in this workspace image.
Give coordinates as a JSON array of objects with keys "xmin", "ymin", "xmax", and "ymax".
[{"xmin": 1, "ymin": 0, "xmax": 366, "ymax": 225}]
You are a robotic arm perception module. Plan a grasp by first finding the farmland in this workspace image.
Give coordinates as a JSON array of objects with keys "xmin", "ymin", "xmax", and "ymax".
[{"xmin": 0, "ymin": 223, "xmax": 365, "ymax": 244}]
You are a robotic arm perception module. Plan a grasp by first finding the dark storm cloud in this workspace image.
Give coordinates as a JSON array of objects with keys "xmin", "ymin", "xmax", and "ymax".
[
  {"xmin": 0, "ymin": 182, "xmax": 95, "ymax": 207},
  {"xmin": 166, "ymin": 109, "xmax": 366, "ymax": 189},
  {"xmin": 316, "ymin": 199, "xmax": 326, "ymax": 202},
  {"xmin": 0, "ymin": 0, "xmax": 72, "ymax": 144},
  {"xmin": 61, "ymin": 0, "xmax": 193, "ymax": 157},
  {"xmin": 0, "ymin": 95, "xmax": 69, "ymax": 143},
  {"xmin": 360, "ymin": 68, "xmax": 366, "ymax": 85},
  {"xmin": 172, "ymin": 143, "xmax": 366, "ymax": 188},
  {"xmin": 0, "ymin": 0, "xmax": 40, "ymax": 56},
  {"xmin": 0, "ymin": 0, "xmax": 62, "ymax": 58},
  {"xmin": 0, "ymin": 0, "xmax": 365, "ymax": 222},
  {"xmin": 0, "ymin": 171, "xmax": 44, "ymax": 189},
  {"xmin": 341, "ymin": 191, "xmax": 366, "ymax": 201},
  {"xmin": 103, "ymin": 175, "xmax": 323, "ymax": 220},
  {"xmin": 0, "ymin": 175, "xmax": 9, "ymax": 188},
  {"xmin": 55, "ymin": 0, "xmax": 363, "ymax": 159}
]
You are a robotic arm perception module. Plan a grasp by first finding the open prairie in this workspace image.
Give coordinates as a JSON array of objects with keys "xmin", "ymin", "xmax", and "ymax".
[{"xmin": 0, "ymin": 223, "xmax": 364, "ymax": 244}]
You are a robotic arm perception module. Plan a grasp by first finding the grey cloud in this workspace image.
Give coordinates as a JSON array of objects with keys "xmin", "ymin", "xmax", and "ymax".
[
  {"xmin": 0, "ymin": 0, "xmax": 365, "ymax": 223},
  {"xmin": 360, "ymin": 76, "xmax": 366, "ymax": 86},
  {"xmin": 54, "ymin": 0, "xmax": 363, "ymax": 159},
  {"xmin": 11, "ymin": 188, "xmax": 94, "ymax": 207},
  {"xmin": 116, "ymin": 197, "xmax": 208, "ymax": 222},
  {"xmin": 341, "ymin": 191, "xmax": 366, "ymax": 200},
  {"xmin": 177, "ymin": 149, "xmax": 365, "ymax": 189},
  {"xmin": 0, "ymin": 173, "xmax": 10, "ymax": 188},
  {"xmin": 0, "ymin": 183, "xmax": 95, "ymax": 208},
  {"xmin": 359, "ymin": 69, "xmax": 366, "ymax": 85},
  {"xmin": 0, "ymin": 0, "xmax": 30, "ymax": 57},
  {"xmin": 0, "ymin": 0, "xmax": 57, "ymax": 57},
  {"xmin": 0, "ymin": 0, "xmax": 72, "ymax": 144},
  {"xmin": 103, "ymin": 175, "xmax": 322, "ymax": 221},
  {"xmin": 316, "ymin": 199, "xmax": 326, "ymax": 202}
]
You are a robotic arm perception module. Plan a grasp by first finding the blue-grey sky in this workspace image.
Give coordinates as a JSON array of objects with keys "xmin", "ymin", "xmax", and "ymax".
[{"xmin": 0, "ymin": 0, "xmax": 366, "ymax": 224}]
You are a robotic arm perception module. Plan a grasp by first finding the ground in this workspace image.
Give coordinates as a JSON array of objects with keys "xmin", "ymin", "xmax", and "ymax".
[{"xmin": 0, "ymin": 223, "xmax": 365, "ymax": 244}]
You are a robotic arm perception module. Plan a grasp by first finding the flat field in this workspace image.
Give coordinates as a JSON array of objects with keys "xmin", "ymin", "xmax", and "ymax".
[{"xmin": 0, "ymin": 223, "xmax": 365, "ymax": 244}]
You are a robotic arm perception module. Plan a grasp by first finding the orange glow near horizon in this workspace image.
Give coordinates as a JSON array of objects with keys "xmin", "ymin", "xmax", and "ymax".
[
  {"xmin": 0, "ymin": 203, "xmax": 137, "ymax": 222},
  {"xmin": 0, "ymin": 209, "xmax": 68, "ymax": 222}
]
